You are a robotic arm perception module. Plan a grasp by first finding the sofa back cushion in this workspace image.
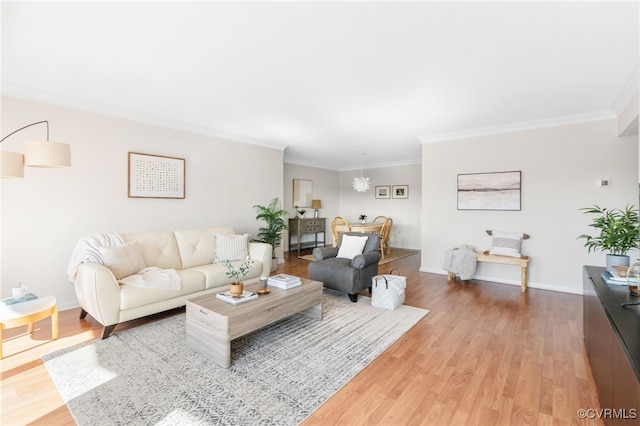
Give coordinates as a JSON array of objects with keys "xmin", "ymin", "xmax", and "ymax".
[
  {"xmin": 174, "ymin": 227, "xmax": 235, "ymax": 269},
  {"xmin": 99, "ymin": 241, "xmax": 146, "ymax": 279},
  {"xmin": 121, "ymin": 231, "xmax": 182, "ymax": 270}
]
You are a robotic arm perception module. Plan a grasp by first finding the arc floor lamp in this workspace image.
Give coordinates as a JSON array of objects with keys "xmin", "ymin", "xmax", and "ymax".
[{"xmin": 0, "ymin": 120, "xmax": 71, "ymax": 178}]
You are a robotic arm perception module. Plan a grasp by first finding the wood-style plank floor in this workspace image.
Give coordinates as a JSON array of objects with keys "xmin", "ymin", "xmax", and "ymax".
[{"xmin": 1, "ymin": 250, "xmax": 602, "ymax": 425}]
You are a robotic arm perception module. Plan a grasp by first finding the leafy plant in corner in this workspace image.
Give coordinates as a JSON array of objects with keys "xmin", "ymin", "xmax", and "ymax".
[
  {"xmin": 254, "ymin": 197, "xmax": 289, "ymax": 259},
  {"xmin": 577, "ymin": 205, "xmax": 639, "ymax": 256}
]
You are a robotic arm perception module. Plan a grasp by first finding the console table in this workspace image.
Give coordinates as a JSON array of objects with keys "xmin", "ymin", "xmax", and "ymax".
[
  {"xmin": 289, "ymin": 218, "xmax": 326, "ymax": 254},
  {"xmin": 583, "ymin": 266, "xmax": 640, "ymax": 424}
]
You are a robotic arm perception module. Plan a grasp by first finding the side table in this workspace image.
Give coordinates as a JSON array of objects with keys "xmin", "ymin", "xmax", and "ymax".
[{"xmin": 0, "ymin": 295, "xmax": 58, "ymax": 358}]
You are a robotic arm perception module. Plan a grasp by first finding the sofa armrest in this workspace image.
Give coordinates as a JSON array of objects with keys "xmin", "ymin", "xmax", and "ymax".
[
  {"xmin": 313, "ymin": 246, "xmax": 339, "ymax": 260},
  {"xmin": 74, "ymin": 263, "xmax": 121, "ymax": 327},
  {"xmin": 249, "ymin": 242, "xmax": 272, "ymax": 278},
  {"xmin": 352, "ymin": 251, "xmax": 381, "ymax": 269}
]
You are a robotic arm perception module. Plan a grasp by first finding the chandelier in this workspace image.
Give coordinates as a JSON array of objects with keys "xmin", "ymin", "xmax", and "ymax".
[{"xmin": 352, "ymin": 152, "xmax": 370, "ymax": 192}]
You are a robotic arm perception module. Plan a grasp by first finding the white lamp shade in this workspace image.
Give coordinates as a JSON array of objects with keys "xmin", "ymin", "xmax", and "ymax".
[
  {"xmin": 24, "ymin": 140, "xmax": 71, "ymax": 168},
  {"xmin": 0, "ymin": 151, "xmax": 25, "ymax": 178}
]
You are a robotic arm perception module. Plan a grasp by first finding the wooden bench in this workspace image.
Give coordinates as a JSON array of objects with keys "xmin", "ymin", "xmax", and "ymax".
[
  {"xmin": 476, "ymin": 251, "xmax": 530, "ymax": 292},
  {"xmin": 447, "ymin": 230, "xmax": 531, "ymax": 292},
  {"xmin": 447, "ymin": 252, "xmax": 530, "ymax": 292}
]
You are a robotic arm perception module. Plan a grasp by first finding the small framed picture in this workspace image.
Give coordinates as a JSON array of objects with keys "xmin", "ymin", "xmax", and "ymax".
[
  {"xmin": 375, "ymin": 185, "xmax": 391, "ymax": 199},
  {"xmin": 392, "ymin": 185, "xmax": 409, "ymax": 199}
]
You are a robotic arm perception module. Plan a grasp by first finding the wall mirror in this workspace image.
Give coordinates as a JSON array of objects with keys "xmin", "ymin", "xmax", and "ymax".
[{"xmin": 293, "ymin": 179, "xmax": 313, "ymax": 208}]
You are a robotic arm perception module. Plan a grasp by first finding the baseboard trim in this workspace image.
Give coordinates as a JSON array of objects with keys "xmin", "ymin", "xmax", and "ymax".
[{"xmin": 419, "ymin": 266, "xmax": 582, "ymax": 295}]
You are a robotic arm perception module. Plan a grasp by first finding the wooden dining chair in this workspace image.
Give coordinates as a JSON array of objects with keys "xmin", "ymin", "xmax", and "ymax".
[
  {"xmin": 379, "ymin": 217, "xmax": 393, "ymax": 259},
  {"xmin": 373, "ymin": 216, "xmax": 387, "ymax": 224},
  {"xmin": 331, "ymin": 217, "xmax": 352, "ymax": 247}
]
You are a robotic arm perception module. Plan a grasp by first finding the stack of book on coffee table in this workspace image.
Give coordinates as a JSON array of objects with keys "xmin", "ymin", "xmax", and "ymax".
[{"xmin": 267, "ymin": 274, "xmax": 302, "ymax": 289}]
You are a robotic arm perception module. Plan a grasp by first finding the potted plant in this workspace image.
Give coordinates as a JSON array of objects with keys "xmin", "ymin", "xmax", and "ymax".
[
  {"xmin": 297, "ymin": 209, "xmax": 306, "ymax": 218},
  {"xmin": 578, "ymin": 205, "xmax": 639, "ymax": 271},
  {"xmin": 254, "ymin": 197, "xmax": 289, "ymax": 271},
  {"xmin": 224, "ymin": 259, "xmax": 254, "ymax": 296}
]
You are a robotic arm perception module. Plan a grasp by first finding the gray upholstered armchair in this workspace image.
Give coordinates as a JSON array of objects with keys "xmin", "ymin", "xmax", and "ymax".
[{"xmin": 308, "ymin": 232, "xmax": 381, "ymax": 302}]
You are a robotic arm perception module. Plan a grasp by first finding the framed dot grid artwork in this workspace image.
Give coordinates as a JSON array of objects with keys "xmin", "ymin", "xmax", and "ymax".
[{"xmin": 128, "ymin": 152, "xmax": 185, "ymax": 199}]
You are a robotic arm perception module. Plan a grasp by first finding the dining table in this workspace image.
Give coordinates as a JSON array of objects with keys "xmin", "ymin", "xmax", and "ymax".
[{"xmin": 349, "ymin": 222, "xmax": 383, "ymax": 234}]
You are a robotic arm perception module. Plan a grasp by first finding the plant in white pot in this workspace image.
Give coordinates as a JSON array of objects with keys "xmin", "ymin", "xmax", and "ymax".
[
  {"xmin": 578, "ymin": 205, "xmax": 639, "ymax": 272},
  {"xmin": 254, "ymin": 197, "xmax": 288, "ymax": 271}
]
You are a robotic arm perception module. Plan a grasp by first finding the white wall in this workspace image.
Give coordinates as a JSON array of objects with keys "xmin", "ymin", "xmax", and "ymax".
[
  {"xmin": 1, "ymin": 96, "xmax": 284, "ymax": 309},
  {"xmin": 283, "ymin": 164, "xmax": 339, "ymax": 250},
  {"xmin": 421, "ymin": 118, "xmax": 639, "ymax": 294},
  {"xmin": 283, "ymin": 162, "xmax": 423, "ymax": 251},
  {"xmin": 339, "ymin": 163, "xmax": 422, "ymax": 250}
]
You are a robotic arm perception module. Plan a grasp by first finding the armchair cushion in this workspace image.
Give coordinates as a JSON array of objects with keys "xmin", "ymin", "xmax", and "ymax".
[{"xmin": 336, "ymin": 235, "xmax": 368, "ymax": 259}]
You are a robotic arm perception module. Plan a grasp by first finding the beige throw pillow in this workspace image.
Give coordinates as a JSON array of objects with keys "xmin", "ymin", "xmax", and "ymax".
[
  {"xmin": 489, "ymin": 231, "xmax": 523, "ymax": 257},
  {"xmin": 99, "ymin": 242, "xmax": 146, "ymax": 279},
  {"xmin": 337, "ymin": 235, "xmax": 368, "ymax": 259},
  {"xmin": 214, "ymin": 233, "xmax": 250, "ymax": 263}
]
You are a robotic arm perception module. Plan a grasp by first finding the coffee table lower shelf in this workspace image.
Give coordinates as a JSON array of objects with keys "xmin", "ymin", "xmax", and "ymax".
[{"xmin": 186, "ymin": 279, "xmax": 323, "ymax": 368}]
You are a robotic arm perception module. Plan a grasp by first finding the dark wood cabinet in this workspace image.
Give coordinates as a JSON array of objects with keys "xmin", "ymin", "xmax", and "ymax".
[
  {"xmin": 583, "ymin": 266, "xmax": 640, "ymax": 424},
  {"xmin": 288, "ymin": 218, "xmax": 326, "ymax": 254}
]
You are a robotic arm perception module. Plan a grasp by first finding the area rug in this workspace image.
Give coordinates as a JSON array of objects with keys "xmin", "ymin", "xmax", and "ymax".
[
  {"xmin": 42, "ymin": 290, "xmax": 428, "ymax": 425},
  {"xmin": 299, "ymin": 247, "xmax": 418, "ymax": 265}
]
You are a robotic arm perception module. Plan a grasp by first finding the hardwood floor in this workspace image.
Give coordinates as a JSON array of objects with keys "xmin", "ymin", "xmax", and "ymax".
[{"xmin": 1, "ymin": 251, "xmax": 602, "ymax": 425}]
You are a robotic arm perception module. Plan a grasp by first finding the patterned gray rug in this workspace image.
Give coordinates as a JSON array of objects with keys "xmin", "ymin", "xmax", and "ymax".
[{"xmin": 42, "ymin": 290, "xmax": 428, "ymax": 425}]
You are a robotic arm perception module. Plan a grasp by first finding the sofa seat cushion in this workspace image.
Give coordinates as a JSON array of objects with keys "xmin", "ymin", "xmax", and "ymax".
[
  {"xmin": 308, "ymin": 258, "xmax": 356, "ymax": 284},
  {"xmin": 120, "ymin": 269, "xmax": 205, "ymax": 310},
  {"xmin": 190, "ymin": 261, "xmax": 263, "ymax": 289}
]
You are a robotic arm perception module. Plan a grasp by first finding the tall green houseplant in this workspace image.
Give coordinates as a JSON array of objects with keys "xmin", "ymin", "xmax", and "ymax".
[
  {"xmin": 254, "ymin": 197, "xmax": 289, "ymax": 262},
  {"xmin": 578, "ymin": 205, "xmax": 639, "ymax": 270}
]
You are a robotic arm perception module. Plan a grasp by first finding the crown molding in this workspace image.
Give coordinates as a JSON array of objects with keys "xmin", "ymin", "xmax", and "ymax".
[
  {"xmin": 337, "ymin": 158, "xmax": 422, "ymax": 172},
  {"xmin": 1, "ymin": 83, "xmax": 288, "ymax": 151},
  {"xmin": 419, "ymin": 110, "xmax": 616, "ymax": 144},
  {"xmin": 284, "ymin": 158, "xmax": 422, "ymax": 172}
]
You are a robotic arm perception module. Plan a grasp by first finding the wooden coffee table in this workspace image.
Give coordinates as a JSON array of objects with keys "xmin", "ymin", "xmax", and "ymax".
[{"xmin": 186, "ymin": 278, "xmax": 323, "ymax": 368}]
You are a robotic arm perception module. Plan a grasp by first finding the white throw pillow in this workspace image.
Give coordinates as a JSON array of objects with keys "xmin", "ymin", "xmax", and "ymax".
[
  {"xmin": 214, "ymin": 233, "xmax": 250, "ymax": 263},
  {"xmin": 489, "ymin": 231, "xmax": 523, "ymax": 257},
  {"xmin": 337, "ymin": 235, "xmax": 369, "ymax": 259},
  {"xmin": 99, "ymin": 242, "xmax": 146, "ymax": 279}
]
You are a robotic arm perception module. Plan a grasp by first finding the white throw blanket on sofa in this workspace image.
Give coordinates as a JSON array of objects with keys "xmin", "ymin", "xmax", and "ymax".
[
  {"xmin": 68, "ymin": 232, "xmax": 181, "ymax": 290},
  {"xmin": 67, "ymin": 232, "xmax": 125, "ymax": 281},
  {"xmin": 118, "ymin": 267, "xmax": 181, "ymax": 290}
]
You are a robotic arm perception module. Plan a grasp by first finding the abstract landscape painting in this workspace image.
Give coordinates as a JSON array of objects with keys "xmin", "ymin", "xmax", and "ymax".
[{"xmin": 457, "ymin": 171, "xmax": 521, "ymax": 210}]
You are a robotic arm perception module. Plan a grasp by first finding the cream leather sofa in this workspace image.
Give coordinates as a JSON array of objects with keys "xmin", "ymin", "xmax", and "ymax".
[{"xmin": 73, "ymin": 227, "xmax": 272, "ymax": 338}]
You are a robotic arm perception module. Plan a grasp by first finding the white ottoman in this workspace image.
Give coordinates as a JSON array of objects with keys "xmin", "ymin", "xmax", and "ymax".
[{"xmin": 0, "ymin": 295, "xmax": 58, "ymax": 358}]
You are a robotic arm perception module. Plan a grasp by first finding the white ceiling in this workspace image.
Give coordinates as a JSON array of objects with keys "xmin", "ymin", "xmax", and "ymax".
[{"xmin": 2, "ymin": 1, "xmax": 638, "ymax": 171}]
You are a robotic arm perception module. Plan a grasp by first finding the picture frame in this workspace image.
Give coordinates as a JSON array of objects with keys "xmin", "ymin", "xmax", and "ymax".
[
  {"xmin": 375, "ymin": 185, "xmax": 391, "ymax": 199},
  {"xmin": 392, "ymin": 185, "xmax": 409, "ymax": 199},
  {"xmin": 128, "ymin": 152, "xmax": 185, "ymax": 199},
  {"xmin": 457, "ymin": 170, "xmax": 521, "ymax": 210},
  {"xmin": 292, "ymin": 178, "xmax": 313, "ymax": 208}
]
